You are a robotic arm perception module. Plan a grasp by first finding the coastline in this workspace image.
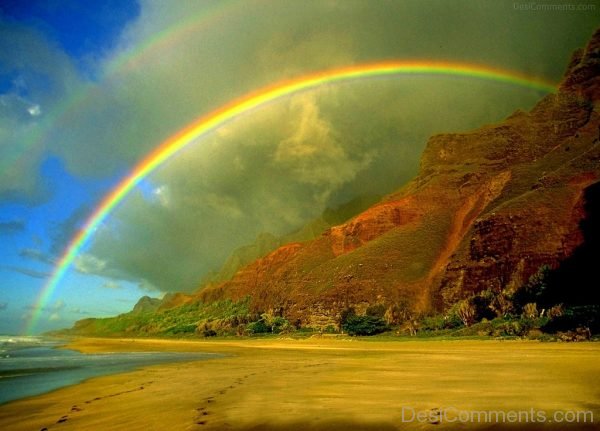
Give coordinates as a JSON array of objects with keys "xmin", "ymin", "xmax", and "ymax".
[{"xmin": 0, "ymin": 337, "xmax": 598, "ymax": 430}]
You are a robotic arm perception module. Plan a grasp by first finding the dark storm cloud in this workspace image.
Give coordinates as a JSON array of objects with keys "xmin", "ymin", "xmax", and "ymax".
[{"xmin": 2, "ymin": 0, "xmax": 598, "ymax": 292}]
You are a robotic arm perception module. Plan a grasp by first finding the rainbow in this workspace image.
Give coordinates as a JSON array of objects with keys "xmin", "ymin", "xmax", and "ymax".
[{"xmin": 25, "ymin": 60, "xmax": 557, "ymax": 334}]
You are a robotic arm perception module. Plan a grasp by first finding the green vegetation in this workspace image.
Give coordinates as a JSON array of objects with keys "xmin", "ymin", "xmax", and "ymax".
[
  {"xmin": 64, "ymin": 297, "xmax": 298, "ymax": 338},
  {"xmin": 342, "ymin": 315, "xmax": 388, "ymax": 336},
  {"xmin": 413, "ymin": 263, "xmax": 598, "ymax": 341},
  {"xmin": 61, "ymin": 261, "xmax": 598, "ymax": 342}
]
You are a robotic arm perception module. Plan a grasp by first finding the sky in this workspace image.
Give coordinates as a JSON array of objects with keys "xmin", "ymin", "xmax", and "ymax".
[{"xmin": 0, "ymin": 0, "xmax": 598, "ymax": 334}]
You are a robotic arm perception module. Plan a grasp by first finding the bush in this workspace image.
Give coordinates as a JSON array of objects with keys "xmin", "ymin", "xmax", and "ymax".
[
  {"xmin": 323, "ymin": 325, "xmax": 337, "ymax": 334},
  {"xmin": 339, "ymin": 307, "xmax": 356, "ymax": 325},
  {"xmin": 454, "ymin": 300, "xmax": 476, "ymax": 327},
  {"xmin": 443, "ymin": 312, "xmax": 463, "ymax": 329},
  {"xmin": 472, "ymin": 291, "xmax": 496, "ymax": 321},
  {"xmin": 420, "ymin": 315, "xmax": 446, "ymax": 331},
  {"xmin": 513, "ymin": 265, "xmax": 551, "ymax": 311},
  {"xmin": 246, "ymin": 319, "xmax": 270, "ymax": 334},
  {"xmin": 547, "ymin": 304, "xmax": 564, "ymax": 319},
  {"xmin": 165, "ymin": 323, "xmax": 197, "ymax": 335},
  {"xmin": 487, "ymin": 317, "xmax": 546, "ymax": 337},
  {"xmin": 270, "ymin": 316, "xmax": 290, "ymax": 333},
  {"xmin": 541, "ymin": 305, "xmax": 600, "ymax": 334},
  {"xmin": 342, "ymin": 315, "xmax": 388, "ymax": 336},
  {"xmin": 522, "ymin": 303, "xmax": 539, "ymax": 319}
]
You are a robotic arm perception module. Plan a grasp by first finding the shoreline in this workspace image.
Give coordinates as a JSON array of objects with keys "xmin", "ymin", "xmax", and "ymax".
[
  {"xmin": 0, "ymin": 337, "xmax": 599, "ymax": 430},
  {"xmin": 0, "ymin": 337, "xmax": 224, "ymax": 407}
]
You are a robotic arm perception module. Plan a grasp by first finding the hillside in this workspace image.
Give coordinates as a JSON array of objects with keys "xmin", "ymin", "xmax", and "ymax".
[
  {"xmin": 65, "ymin": 28, "xmax": 600, "ymax": 337},
  {"xmin": 196, "ymin": 28, "xmax": 600, "ymax": 327},
  {"xmin": 201, "ymin": 194, "xmax": 381, "ymax": 285}
]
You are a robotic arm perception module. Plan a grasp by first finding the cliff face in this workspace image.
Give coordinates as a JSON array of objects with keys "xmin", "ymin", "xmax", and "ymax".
[
  {"xmin": 200, "ymin": 195, "xmax": 380, "ymax": 286},
  {"xmin": 197, "ymin": 29, "xmax": 600, "ymax": 326}
]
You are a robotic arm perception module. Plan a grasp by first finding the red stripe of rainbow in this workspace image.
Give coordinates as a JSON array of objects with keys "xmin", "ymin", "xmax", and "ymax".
[{"xmin": 25, "ymin": 60, "xmax": 557, "ymax": 333}]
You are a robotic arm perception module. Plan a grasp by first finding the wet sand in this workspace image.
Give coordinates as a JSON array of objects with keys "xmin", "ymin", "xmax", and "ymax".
[{"xmin": 0, "ymin": 337, "xmax": 598, "ymax": 430}]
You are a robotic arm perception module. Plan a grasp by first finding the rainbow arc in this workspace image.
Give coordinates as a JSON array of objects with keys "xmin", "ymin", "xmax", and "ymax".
[{"xmin": 25, "ymin": 60, "xmax": 557, "ymax": 334}]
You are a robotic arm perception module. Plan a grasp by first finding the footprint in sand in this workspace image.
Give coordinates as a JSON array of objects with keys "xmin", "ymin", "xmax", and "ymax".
[
  {"xmin": 195, "ymin": 407, "xmax": 210, "ymax": 426},
  {"xmin": 56, "ymin": 415, "xmax": 68, "ymax": 423}
]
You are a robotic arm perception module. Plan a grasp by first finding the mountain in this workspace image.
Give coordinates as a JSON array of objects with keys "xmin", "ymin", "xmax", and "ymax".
[
  {"xmin": 131, "ymin": 296, "xmax": 162, "ymax": 314},
  {"xmin": 201, "ymin": 194, "xmax": 381, "ymax": 285},
  {"xmin": 195, "ymin": 28, "xmax": 600, "ymax": 328},
  {"xmin": 64, "ymin": 28, "xmax": 600, "ymax": 336}
]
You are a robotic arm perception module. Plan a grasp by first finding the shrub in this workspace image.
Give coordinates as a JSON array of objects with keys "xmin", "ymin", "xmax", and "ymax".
[
  {"xmin": 383, "ymin": 305, "xmax": 404, "ymax": 325},
  {"xmin": 270, "ymin": 316, "xmax": 291, "ymax": 333},
  {"xmin": 472, "ymin": 290, "xmax": 496, "ymax": 321},
  {"xmin": 522, "ymin": 303, "xmax": 539, "ymax": 319},
  {"xmin": 455, "ymin": 300, "xmax": 476, "ymax": 327},
  {"xmin": 513, "ymin": 265, "xmax": 551, "ymax": 311},
  {"xmin": 443, "ymin": 312, "xmax": 463, "ymax": 329},
  {"xmin": 165, "ymin": 323, "xmax": 197, "ymax": 335},
  {"xmin": 246, "ymin": 319, "xmax": 270, "ymax": 334},
  {"xmin": 541, "ymin": 305, "xmax": 600, "ymax": 334},
  {"xmin": 339, "ymin": 307, "xmax": 356, "ymax": 325},
  {"xmin": 420, "ymin": 315, "xmax": 446, "ymax": 331},
  {"xmin": 490, "ymin": 292, "xmax": 514, "ymax": 317},
  {"xmin": 547, "ymin": 304, "xmax": 564, "ymax": 319},
  {"xmin": 342, "ymin": 315, "xmax": 388, "ymax": 336},
  {"xmin": 323, "ymin": 325, "xmax": 337, "ymax": 334}
]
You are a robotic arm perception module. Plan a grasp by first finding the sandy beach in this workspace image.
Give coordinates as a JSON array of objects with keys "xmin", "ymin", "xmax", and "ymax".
[{"xmin": 0, "ymin": 337, "xmax": 598, "ymax": 430}]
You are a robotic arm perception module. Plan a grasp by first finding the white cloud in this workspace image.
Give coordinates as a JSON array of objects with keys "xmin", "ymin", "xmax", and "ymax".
[
  {"xmin": 274, "ymin": 93, "xmax": 374, "ymax": 199},
  {"xmin": 101, "ymin": 281, "xmax": 122, "ymax": 290},
  {"xmin": 49, "ymin": 300, "xmax": 65, "ymax": 312},
  {"xmin": 152, "ymin": 185, "xmax": 170, "ymax": 207},
  {"xmin": 27, "ymin": 104, "xmax": 41, "ymax": 116},
  {"xmin": 74, "ymin": 254, "xmax": 107, "ymax": 274}
]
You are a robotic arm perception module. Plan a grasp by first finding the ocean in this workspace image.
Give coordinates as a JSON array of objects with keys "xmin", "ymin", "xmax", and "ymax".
[{"xmin": 0, "ymin": 336, "xmax": 220, "ymax": 405}]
